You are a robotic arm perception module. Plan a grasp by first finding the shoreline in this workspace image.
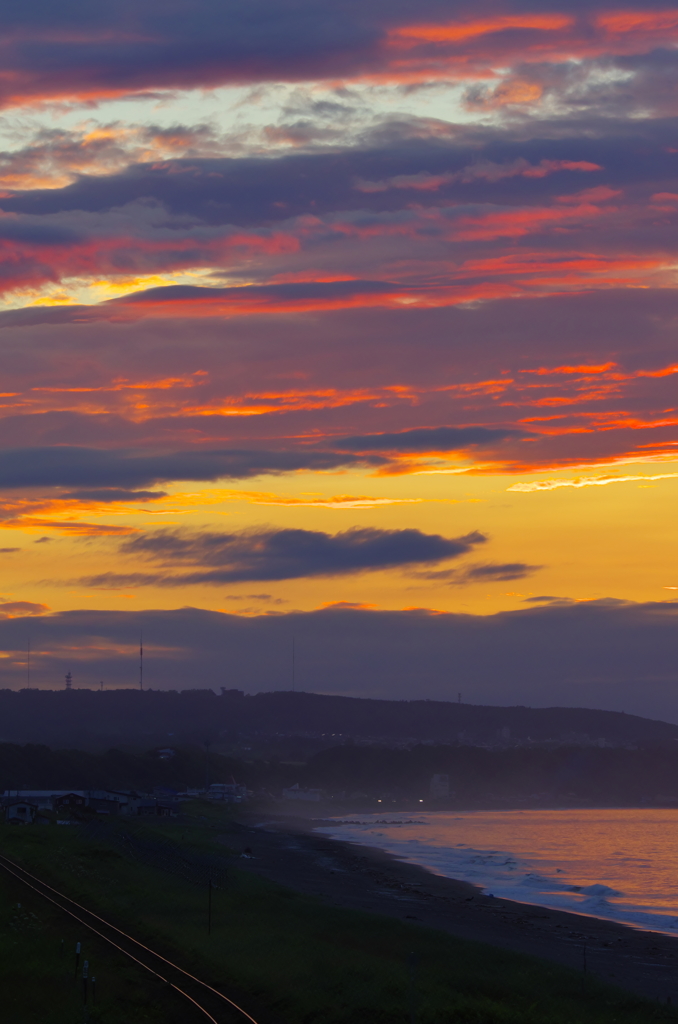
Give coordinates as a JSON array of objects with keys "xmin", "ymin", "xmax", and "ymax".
[
  {"xmin": 312, "ymin": 815, "xmax": 678, "ymax": 938},
  {"xmin": 224, "ymin": 810, "xmax": 678, "ymax": 1004}
]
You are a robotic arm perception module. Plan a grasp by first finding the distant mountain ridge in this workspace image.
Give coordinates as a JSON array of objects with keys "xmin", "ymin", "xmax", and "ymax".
[{"xmin": 0, "ymin": 688, "xmax": 675, "ymax": 749}]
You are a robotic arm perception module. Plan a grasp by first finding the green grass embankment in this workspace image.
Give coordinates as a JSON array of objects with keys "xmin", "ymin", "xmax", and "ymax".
[
  {"xmin": 0, "ymin": 805, "xmax": 671, "ymax": 1024},
  {"xmin": 0, "ymin": 868, "xmax": 190, "ymax": 1023}
]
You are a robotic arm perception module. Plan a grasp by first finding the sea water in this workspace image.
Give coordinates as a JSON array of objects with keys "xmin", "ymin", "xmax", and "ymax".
[{"xmin": 315, "ymin": 808, "xmax": 678, "ymax": 934}]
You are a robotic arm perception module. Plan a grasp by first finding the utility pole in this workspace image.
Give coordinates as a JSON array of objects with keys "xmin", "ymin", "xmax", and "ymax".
[
  {"xmin": 208, "ymin": 879, "xmax": 212, "ymax": 935},
  {"xmin": 408, "ymin": 951, "xmax": 418, "ymax": 1024}
]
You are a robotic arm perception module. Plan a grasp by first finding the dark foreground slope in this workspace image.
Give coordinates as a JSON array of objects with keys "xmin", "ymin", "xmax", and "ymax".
[
  {"xmin": 0, "ymin": 803, "xmax": 669, "ymax": 1023},
  {"xmin": 0, "ymin": 688, "xmax": 676, "ymax": 749}
]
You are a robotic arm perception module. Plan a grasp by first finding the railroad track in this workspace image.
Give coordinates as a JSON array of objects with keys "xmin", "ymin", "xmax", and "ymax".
[{"xmin": 0, "ymin": 850, "xmax": 263, "ymax": 1024}]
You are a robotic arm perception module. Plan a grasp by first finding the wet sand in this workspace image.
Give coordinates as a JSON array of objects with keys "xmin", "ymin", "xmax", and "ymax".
[{"xmin": 221, "ymin": 812, "xmax": 678, "ymax": 1005}]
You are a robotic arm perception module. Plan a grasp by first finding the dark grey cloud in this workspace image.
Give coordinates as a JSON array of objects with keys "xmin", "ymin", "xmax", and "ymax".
[
  {"xmin": 0, "ymin": 547, "xmax": 20, "ymax": 553},
  {"xmin": 0, "ymin": 0, "xmax": 648, "ymax": 109},
  {"xmin": 464, "ymin": 563, "xmax": 538, "ymax": 581},
  {"xmin": 0, "ymin": 220, "xmax": 79, "ymax": 245},
  {"xmin": 334, "ymin": 425, "xmax": 527, "ymax": 452},
  {"xmin": 0, "ymin": 130, "xmax": 663, "ymax": 224},
  {"xmin": 0, "ymin": 0, "xmax": 384, "ymax": 106},
  {"xmin": 0, "ymin": 304, "xmax": 105, "ymax": 329},
  {"xmin": 113, "ymin": 280, "xmax": 402, "ymax": 305},
  {"xmin": 415, "ymin": 561, "xmax": 541, "ymax": 583},
  {"xmin": 62, "ymin": 488, "xmax": 168, "ymax": 502},
  {"xmin": 0, "ymin": 446, "xmax": 380, "ymax": 489},
  {"xmin": 75, "ymin": 526, "xmax": 487, "ymax": 585},
  {"xmin": 3, "ymin": 128, "xmax": 674, "ymax": 225},
  {"xmin": 2, "ymin": 600, "xmax": 678, "ymax": 721}
]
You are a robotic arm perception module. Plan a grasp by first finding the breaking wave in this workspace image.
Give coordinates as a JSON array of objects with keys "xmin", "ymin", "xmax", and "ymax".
[{"xmin": 315, "ymin": 808, "xmax": 678, "ymax": 934}]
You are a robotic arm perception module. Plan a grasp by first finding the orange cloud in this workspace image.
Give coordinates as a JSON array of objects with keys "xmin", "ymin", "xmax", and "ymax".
[
  {"xmin": 32, "ymin": 373, "xmax": 207, "ymax": 394},
  {"xmin": 450, "ymin": 202, "xmax": 604, "ymax": 241},
  {"xmin": 597, "ymin": 10, "xmax": 678, "ymax": 35},
  {"xmin": 524, "ymin": 362, "xmax": 618, "ymax": 376},
  {"xmin": 588, "ymin": 413, "xmax": 678, "ymax": 431},
  {"xmin": 0, "ymin": 601, "xmax": 49, "ymax": 617},
  {"xmin": 1, "ymin": 518, "xmax": 138, "ymax": 535},
  {"xmin": 347, "ymin": 8, "xmax": 678, "ymax": 89},
  {"xmin": 387, "ymin": 15, "xmax": 573, "ymax": 47}
]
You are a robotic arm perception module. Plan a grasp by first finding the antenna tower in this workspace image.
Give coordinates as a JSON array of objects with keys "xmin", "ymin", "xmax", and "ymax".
[
  {"xmin": 139, "ymin": 632, "xmax": 143, "ymax": 690},
  {"xmin": 65, "ymin": 672, "xmax": 72, "ymax": 690},
  {"xmin": 26, "ymin": 637, "xmax": 30, "ymax": 689},
  {"xmin": 292, "ymin": 636, "xmax": 295, "ymax": 692}
]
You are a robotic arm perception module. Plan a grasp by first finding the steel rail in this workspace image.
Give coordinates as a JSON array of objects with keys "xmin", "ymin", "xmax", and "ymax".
[
  {"xmin": 0, "ymin": 855, "xmax": 218, "ymax": 1022},
  {"xmin": 0, "ymin": 850, "xmax": 261, "ymax": 1024}
]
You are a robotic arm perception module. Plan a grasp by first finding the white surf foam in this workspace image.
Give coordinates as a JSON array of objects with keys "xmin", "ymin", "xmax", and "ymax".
[{"xmin": 315, "ymin": 810, "xmax": 678, "ymax": 934}]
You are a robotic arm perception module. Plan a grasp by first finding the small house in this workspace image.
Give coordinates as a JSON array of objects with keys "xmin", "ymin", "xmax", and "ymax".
[
  {"xmin": 6, "ymin": 801, "xmax": 38, "ymax": 824},
  {"xmin": 54, "ymin": 793, "xmax": 87, "ymax": 810}
]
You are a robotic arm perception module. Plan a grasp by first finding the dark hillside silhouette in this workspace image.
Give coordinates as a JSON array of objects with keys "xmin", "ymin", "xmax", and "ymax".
[{"xmin": 0, "ymin": 688, "xmax": 675, "ymax": 749}]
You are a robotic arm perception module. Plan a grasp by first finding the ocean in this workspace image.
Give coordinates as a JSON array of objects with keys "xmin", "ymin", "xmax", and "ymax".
[{"xmin": 315, "ymin": 808, "xmax": 678, "ymax": 934}]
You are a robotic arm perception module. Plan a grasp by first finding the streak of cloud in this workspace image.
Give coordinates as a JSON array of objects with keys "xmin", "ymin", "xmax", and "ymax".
[
  {"xmin": 508, "ymin": 473, "xmax": 678, "ymax": 492},
  {"xmin": 70, "ymin": 525, "xmax": 488, "ymax": 586},
  {"xmin": 0, "ymin": 446, "xmax": 381, "ymax": 489}
]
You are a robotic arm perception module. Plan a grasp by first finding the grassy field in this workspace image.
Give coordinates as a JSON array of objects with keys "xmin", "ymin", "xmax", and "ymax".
[
  {"xmin": 0, "ymin": 869, "xmax": 192, "ymax": 1023},
  {"xmin": 0, "ymin": 804, "xmax": 672, "ymax": 1024}
]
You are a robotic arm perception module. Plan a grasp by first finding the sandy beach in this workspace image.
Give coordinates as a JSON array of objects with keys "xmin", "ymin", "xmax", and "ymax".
[{"xmin": 222, "ymin": 812, "xmax": 678, "ymax": 1006}]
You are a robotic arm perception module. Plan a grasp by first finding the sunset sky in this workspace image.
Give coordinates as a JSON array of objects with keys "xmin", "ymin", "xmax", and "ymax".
[{"xmin": 1, "ymin": 0, "xmax": 677, "ymax": 713}]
